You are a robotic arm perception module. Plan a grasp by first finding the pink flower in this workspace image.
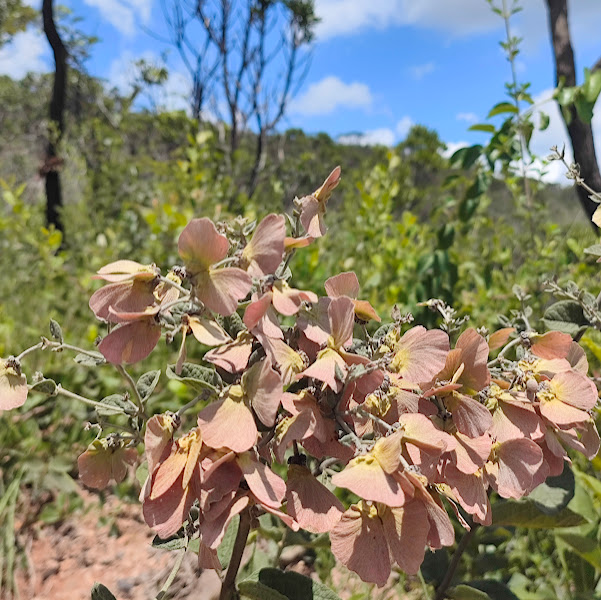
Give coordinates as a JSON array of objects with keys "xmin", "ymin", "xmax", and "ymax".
[
  {"xmin": 241, "ymin": 214, "xmax": 286, "ymax": 278},
  {"xmin": 299, "ymin": 166, "xmax": 341, "ymax": 238},
  {"xmin": 388, "ymin": 326, "xmax": 450, "ymax": 385},
  {"xmin": 78, "ymin": 438, "xmax": 137, "ymax": 490},
  {"xmin": 537, "ymin": 369, "xmax": 598, "ymax": 427},
  {"xmin": 285, "ymin": 464, "xmax": 343, "ymax": 533},
  {"xmin": 530, "ymin": 331, "xmax": 573, "ymax": 360},
  {"xmin": 324, "ymin": 271, "xmax": 380, "ymax": 322},
  {"xmin": 204, "ymin": 332, "xmax": 254, "ymax": 373},
  {"xmin": 197, "ymin": 359, "xmax": 282, "ymax": 453},
  {"xmin": 178, "ymin": 218, "xmax": 252, "ymax": 316}
]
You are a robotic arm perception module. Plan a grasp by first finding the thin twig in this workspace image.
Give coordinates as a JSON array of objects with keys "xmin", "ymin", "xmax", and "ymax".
[
  {"xmin": 434, "ymin": 524, "xmax": 479, "ymax": 600},
  {"xmin": 219, "ymin": 508, "xmax": 251, "ymax": 600},
  {"xmin": 155, "ymin": 545, "xmax": 187, "ymax": 600}
]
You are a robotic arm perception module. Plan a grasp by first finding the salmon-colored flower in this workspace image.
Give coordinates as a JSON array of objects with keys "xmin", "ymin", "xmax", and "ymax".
[
  {"xmin": 204, "ymin": 331, "xmax": 254, "ymax": 373},
  {"xmin": 241, "ymin": 214, "xmax": 286, "ymax": 278},
  {"xmin": 299, "ymin": 166, "xmax": 341, "ymax": 238},
  {"xmin": 324, "ymin": 271, "xmax": 380, "ymax": 322},
  {"xmin": 197, "ymin": 359, "xmax": 282, "ymax": 453},
  {"xmin": 178, "ymin": 218, "xmax": 252, "ymax": 316},
  {"xmin": 78, "ymin": 438, "xmax": 137, "ymax": 490}
]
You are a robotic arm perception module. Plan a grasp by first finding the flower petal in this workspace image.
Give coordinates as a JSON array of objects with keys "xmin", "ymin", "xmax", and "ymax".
[
  {"xmin": 178, "ymin": 218, "xmax": 229, "ymax": 271},
  {"xmin": 243, "ymin": 214, "xmax": 285, "ymax": 278}
]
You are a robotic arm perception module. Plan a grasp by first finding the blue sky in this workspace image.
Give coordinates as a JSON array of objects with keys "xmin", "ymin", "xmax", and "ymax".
[{"xmin": 3, "ymin": 0, "xmax": 601, "ymax": 181}]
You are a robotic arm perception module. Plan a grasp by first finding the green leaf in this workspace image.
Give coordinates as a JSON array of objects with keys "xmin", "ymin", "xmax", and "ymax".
[
  {"xmin": 556, "ymin": 533, "xmax": 601, "ymax": 569},
  {"xmin": 96, "ymin": 393, "xmax": 136, "ymax": 416},
  {"xmin": 218, "ymin": 515, "xmax": 239, "ymax": 569},
  {"xmin": 539, "ymin": 111, "xmax": 550, "ymax": 131},
  {"xmin": 90, "ymin": 583, "xmax": 117, "ymax": 600},
  {"xmin": 542, "ymin": 300, "xmax": 589, "ymax": 336},
  {"xmin": 152, "ymin": 534, "xmax": 186, "ymax": 551},
  {"xmin": 74, "ymin": 352, "xmax": 106, "ymax": 366},
  {"xmin": 239, "ymin": 581, "xmax": 288, "ymax": 600},
  {"xmin": 241, "ymin": 568, "xmax": 342, "ymax": 600},
  {"xmin": 49, "ymin": 319, "xmax": 63, "ymax": 343},
  {"xmin": 450, "ymin": 144, "xmax": 483, "ymax": 170},
  {"xmin": 487, "ymin": 102, "xmax": 519, "ymax": 118},
  {"xmin": 137, "ymin": 370, "xmax": 161, "ymax": 401},
  {"xmin": 528, "ymin": 463, "xmax": 575, "ymax": 515},
  {"xmin": 584, "ymin": 68, "xmax": 601, "ymax": 104},
  {"xmin": 493, "ymin": 500, "xmax": 585, "ymax": 528},
  {"xmin": 468, "ymin": 124, "xmax": 496, "ymax": 133},
  {"xmin": 584, "ymin": 243, "xmax": 601, "ymax": 258},
  {"xmin": 448, "ymin": 584, "xmax": 491, "ymax": 600},
  {"xmin": 135, "ymin": 462, "xmax": 148, "ymax": 487},
  {"xmin": 30, "ymin": 378, "xmax": 57, "ymax": 395},
  {"xmin": 166, "ymin": 362, "xmax": 222, "ymax": 392},
  {"xmin": 467, "ymin": 580, "xmax": 520, "ymax": 600}
]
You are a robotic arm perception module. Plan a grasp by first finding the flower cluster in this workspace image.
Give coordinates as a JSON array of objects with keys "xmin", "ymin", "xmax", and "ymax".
[{"xmin": 2, "ymin": 167, "xmax": 599, "ymax": 588}]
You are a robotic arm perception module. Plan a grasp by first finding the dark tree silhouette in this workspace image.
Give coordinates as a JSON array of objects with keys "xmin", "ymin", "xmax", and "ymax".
[
  {"xmin": 42, "ymin": 0, "xmax": 67, "ymax": 233},
  {"xmin": 545, "ymin": 0, "xmax": 601, "ymax": 224}
]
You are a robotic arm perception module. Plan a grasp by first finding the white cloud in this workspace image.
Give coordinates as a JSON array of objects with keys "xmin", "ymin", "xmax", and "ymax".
[
  {"xmin": 315, "ymin": 0, "xmax": 601, "ymax": 50},
  {"xmin": 338, "ymin": 128, "xmax": 395, "ymax": 147},
  {"xmin": 410, "ymin": 61, "xmax": 435, "ymax": 80},
  {"xmin": 290, "ymin": 76, "xmax": 373, "ymax": 116},
  {"xmin": 441, "ymin": 140, "xmax": 469, "ymax": 159},
  {"xmin": 315, "ymin": 0, "xmax": 499, "ymax": 40},
  {"xmin": 0, "ymin": 30, "xmax": 46, "ymax": 78},
  {"xmin": 83, "ymin": 0, "xmax": 152, "ymax": 36},
  {"xmin": 396, "ymin": 116, "xmax": 414, "ymax": 138},
  {"xmin": 457, "ymin": 112, "xmax": 479, "ymax": 124}
]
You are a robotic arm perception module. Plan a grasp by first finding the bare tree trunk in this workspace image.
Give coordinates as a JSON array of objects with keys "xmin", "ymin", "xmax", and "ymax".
[
  {"xmin": 545, "ymin": 0, "xmax": 601, "ymax": 226},
  {"xmin": 42, "ymin": 0, "xmax": 67, "ymax": 233}
]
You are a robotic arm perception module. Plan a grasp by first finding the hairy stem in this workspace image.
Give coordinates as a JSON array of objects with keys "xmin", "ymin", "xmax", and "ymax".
[
  {"xmin": 219, "ymin": 508, "xmax": 251, "ymax": 600},
  {"xmin": 434, "ymin": 524, "xmax": 479, "ymax": 600},
  {"xmin": 155, "ymin": 546, "xmax": 187, "ymax": 600}
]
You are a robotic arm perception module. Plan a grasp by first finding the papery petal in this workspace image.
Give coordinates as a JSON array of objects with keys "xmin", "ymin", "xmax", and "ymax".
[
  {"xmin": 243, "ymin": 360, "xmax": 283, "ymax": 427},
  {"xmin": 201, "ymin": 494, "xmax": 250, "ymax": 549},
  {"xmin": 94, "ymin": 260, "xmax": 158, "ymax": 283},
  {"xmin": 204, "ymin": 332, "xmax": 253, "ymax": 373},
  {"xmin": 325, "ymin": 272, "xmax": 359, "ymax": 299},
  {"xmin": 189, "ymin": 316, "xmax": 231, "ymax": 346},
  {"xmin": 77, "ymin": 441, "xmax": 112, "ymax": 489},
  {"xmin": 284, "ymin": 235, "xmax": 313, "ymax": 249},
  {"xmin": 260, "ymin": 338, "xmax": 305, "ymax": 386},
  {"xmin": 330, "ymin": 503, "xmax": 391, "ymax": 588},
  {"xmin": 144, "ymin": 414, "xmax": 176, "ymax": 474},
  {"xmin": 447, "ymin": 393, "xmax": 493, "ymax": 438},
  {"xmin": 314, "ymin": 166, "xmax": 341, "ymax": 202},
  {"xmin": 491, "ymin": 396, "xmax": 544, "ymax": 443},
  {"xmin": 198, "ymin": 542, "xmax": 222, "ymax": 571},
  {"xmin": 300, "ymin": 348, "xmax": 348, "ymax": 393},
  {"xmin": 489, "ymin": 438, "xmax": 543, "ymax": 499},
  {"xmin": 143, "ymin": 473, "xmax": 195, "ymax": 538},
  {"xmin": 243, "ymin": 292, "xmax": 273, "ymax": 331},
  {"xmin": 89, "ymin": 280, "xmax": 157, "ymax": 322},
  {"xmin": 150, "ymin": 447, "xmax": 189, "ymax": 500},
  {"xmin": 488, "ymin": 327, "xmax": 516, "ymax": 352},
  {"xmin": 195, "ymin": 268, "xmax": 251, "ymax": 316},
  {"xmin": 556, "ymin": 422, "xmax": 600, "ymax": 460},
  {"xmin": 381, "ymin": 501, "xmax": 429, "ymax": 574},
  {"xmin": 451, "ymin": 432, "xmax": 492, "ymax": 474},
  {"xmin": 539, "ymin": 398, "xmax": 590, "ymax": 427},
  {"xmin": 299, "ymin": 196, "xmax": 326, "ymax": 238},
  {"xmin": 111, "ymin": 447, "xmax": 138, "ymax": 484},
  {"xmin": 566, "ymin": 342, "xmax": 588, "ymax": 374},
  {"xmin": 443, "ymin": 465, "xmax": 491, "ymax": 524},
  {"xmin": 286, "ymin": 464, "xmax": 343, "ymax": 533},
  {"xmin": 0, "ymin": 359, "xmax": 27, "ymax": 411},
  {"xmin": 328, "ymin": 296, "xmax": 355, "ymax": 349},
  {"xmin": 332, "ymin": 455, "xmax": 408, "ymax": 507},
  {"xmin": 243, "ymin": 214, "xmax": 285, "ymax": 278},
  {"xmin": 353, "ymin": 299, "xmax": 381, "ymax": 322},
  {"xmin": 178, "ymin": 218, "xmax": 229, "ymax": 271},
  {"xmin": 98, "ymin": 319, "xmax": 161, "ymax": 364},
  {"xmin": 271, "ymin": 281, "xmax": 318, "ymax": 316},
  {"xmin": 198, "ymin": 395, "xmax": 257, "ymax": 453},
  {"xmin": 531, "ymin": 331, "xmax": 572, "ymax": 360},
  {"xmin": 391, "ymin": 326, "xmax": 450, "ymax": 384},
  {"xmin": 550, "ymin": 370, "xmax": 598, "ymax": 410},
  {"xmin": 237, "ymin": 453, "xmax": 286, "ymax": 509}
]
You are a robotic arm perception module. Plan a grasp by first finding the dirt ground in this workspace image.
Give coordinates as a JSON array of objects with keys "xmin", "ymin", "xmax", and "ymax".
[{"xmin": 14, "ymin": 490, "xmax": 221, "ymax": 600}]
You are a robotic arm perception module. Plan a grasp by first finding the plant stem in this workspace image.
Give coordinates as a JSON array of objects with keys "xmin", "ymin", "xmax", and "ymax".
[
  {"xmin": 55, "ymin": 385, "xmax": 128, "ymax": 414},
  {"xmin": 155, "ymin": 547, "xmax": 187, "ymax": 600},
  {"xmin": 219, "ymin": 508, "xmax": 251, "ymax": 600},
  {"xmin": 115, "ymin": 364, "xmax": 146, "ymax": 419},
  {"xmin": 434, "ymin": 524, "xmax": 479, "ymax": 600}
]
